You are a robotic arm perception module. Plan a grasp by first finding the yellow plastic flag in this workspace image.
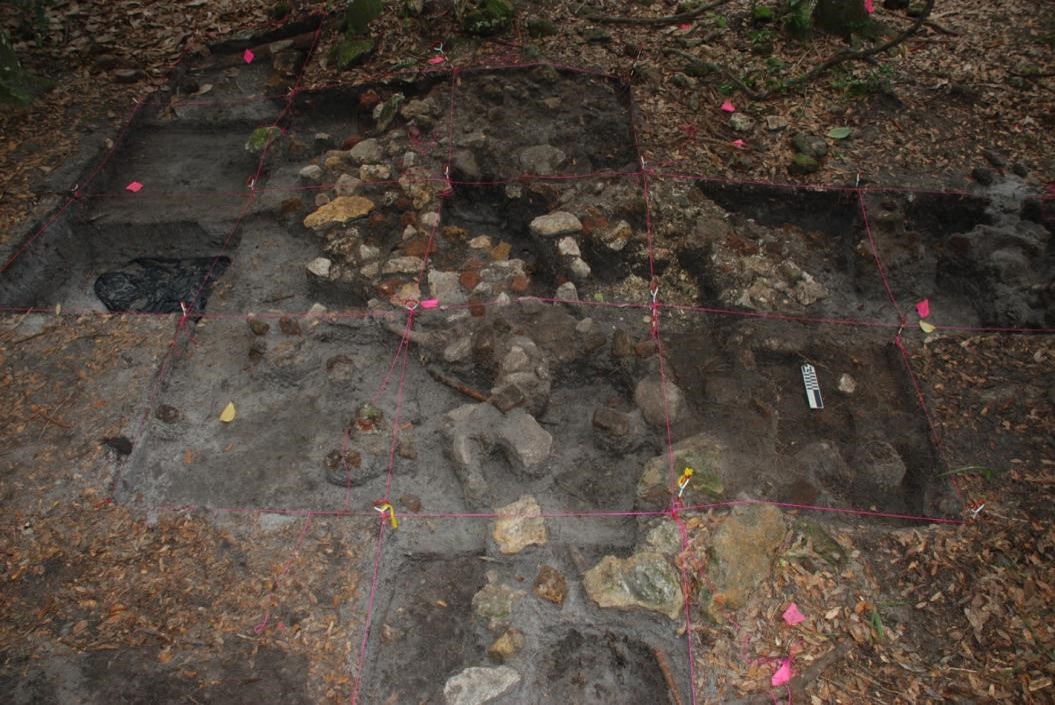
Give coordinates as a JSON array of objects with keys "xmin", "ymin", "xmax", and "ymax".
[
  {"xmin": 219, "ymin": 402, "xmax": 237, "ymax": 423},
  {"xmin": 919, "ymin": 320, "xmax": 936, "ymax": 334}
]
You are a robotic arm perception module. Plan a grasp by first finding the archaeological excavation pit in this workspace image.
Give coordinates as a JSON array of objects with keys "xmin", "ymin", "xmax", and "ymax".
[
  {"xmin": 3, "ymin": 19, "xmax": 1024, "ymax": 705},
  {"xmin": 357, "ymin": 516, "xmax": 691, "ymax": 705}
]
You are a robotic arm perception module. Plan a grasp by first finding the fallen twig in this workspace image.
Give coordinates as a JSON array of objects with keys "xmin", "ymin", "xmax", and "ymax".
[
  {"xmin": 35, "ymin": 390, "xmax": 77, "ymax": 439},
  {"xmin": 670, "ymin": 0, "xmax": 936, "ymax": 100},
  {"xmin": 722, "ymin": 641, "xmax": 853, "ymax": 705},
  {"xmin": 654, "ymin": 647, "xmax": 686, "ymax": 705},
  {"xmin": 426, "ymin": 365, "xmax": 488, "ymax": 402},
  {"xmin": 587, "ymin": 0, "xmax": 732, "ymax": 26},
  {"xmin": 11, "ymin": 330, "xmax": 48, "ymax": 346}
]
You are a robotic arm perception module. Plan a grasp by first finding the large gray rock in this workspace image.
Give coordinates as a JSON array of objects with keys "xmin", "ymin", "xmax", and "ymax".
[
  {"xmin": 519, "ymin": 144, "xmax": 566, "ymax": 175},
  {"xmin": 794, "ymin": 441, "xmax": 852, "ymax": 492},
  {"xmin": 791, "ymin": 132, "xmax": 828, "ymax": 160},
  {"xmin": 444, "ymin": 666, "xmax": 521, "ymax": 705},
  {"xmin": 583, "ymin": 551, "xmax": 683, "ymax": 620},
  {"xmin": 347, "ymin": 138, "xmax": 384, "ymax": 164},
  {"xmin": 490, "ymin": 336, "xmax": 551, "ymax": 416},
  {"xmin": 428, "ymin": 270, "xmax": 468, "ymax": 305},
  {"xmin": 444, "ymin": 403, "xmax": 553, "ymax": 507},
  {"xmin": 591, "ymin": 407, "xmax": 646, "ymax": 454},
  {"xmin": 853, "ymin": 439, "xmax": 907, "ymax": 489},
  {"xmin": 634, "ymin": 375, "xmax": 687, "ymax": 427},
  {"xmin": 495, "ymin": 409, "xmax": 553, "ymax": 473},
  {"xmin": 472, "ymin": 571, "xmax": 523, "ymax": 631}
]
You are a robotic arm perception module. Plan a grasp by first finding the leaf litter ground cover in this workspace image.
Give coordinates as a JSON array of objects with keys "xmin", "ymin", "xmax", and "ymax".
[{"xmin": 1, "ymin": 7, "xmax": 1054, "ymax": 705}]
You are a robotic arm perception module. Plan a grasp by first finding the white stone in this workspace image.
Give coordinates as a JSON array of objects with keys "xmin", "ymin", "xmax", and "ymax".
[
  {"xmin": 766, "ymin": 115, "xmax": 789, "ymax": 131},
  {"xmin": 402, "ymin": 225, "xmax": 417, "ymax": 240},
  {"xmin": 305, "ymin": 257, "xmax": 331, "ymax": 279},
  {"xmin": 420, "ymin": 212, "xmax": 441, "ymax": 228},
  {"xmin": 569, "ymin": 257, "xmax": 592, "ymax": 279},
  {"xmin": 428, "ymin": 270, "xmax": 467, "ymax": 305},
  {"xmin": 382, "ymin": 256, "xmax": 424, "ymax": 275},
  {"xmin": 444, "ymin": 336, "xmax": 472, "ymax": 363},
  {"xmin": 730, "ymin": 113, "xmax": 755, "ymax": 132},
  {"xmin": 304, "ymin": 302, "xmax": 328, "ymax": 321},
  {"xmin": 838, "ymin": 373, "xmax": 857, "ymax": 394},
  {"xmin": 600, "ymin": 220, "xmax": 632, "ymax": 251},
  {"xmin": 557, "ymin": 237, "xmax": 581, "ymax": 257},
  {"xmin": 469, "ymin": 235, "xmax": 493, "ymax": 249},
  {"xmin": 359, "ymin": 163, "xmax": 391, "ymax": 181},
  {"xmin": 299, "ymin": 164, "xmax": 323, "ymax": 182},
  {"xmin": 530, "ymin": 211, "xmax": 582, "ymax": 238},
  {"xmin": 444, "ymin": 666, "xmax": 520, "ymax": 705},
  {"xmin": 334, "ymin": 173, "xmax": 361, "ymax": 196},
  {"xmin": 555, "ymin": 282, "xmax": 578, "ymax": 302},
  {"xmin": 347, "ymin": 138, "xmax": 383, "ymax": 164}
]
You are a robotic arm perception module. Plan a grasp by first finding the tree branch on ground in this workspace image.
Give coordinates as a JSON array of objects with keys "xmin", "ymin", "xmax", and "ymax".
[{"xmin": 586, "ymin": 0, "xmax": 733, "ymax": 27}]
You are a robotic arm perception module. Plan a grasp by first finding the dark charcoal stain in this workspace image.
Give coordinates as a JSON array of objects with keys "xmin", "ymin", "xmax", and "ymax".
[
  {"xmin": 541, "ymin": 629, "xmax": 669, "ymax": 704},
  {"xmin": 361, "ymin": 556, "xmax": 487, "ymax": 704},
  {"xmin": 0, "ymin": 644, "xmax": 311, "ymax": 705},
  {"xmin": 94, "ymin": 256, "xmax": 230, "ymax": 313},
  {"xmin": 103, "ymin": 435, "xmax": 134, "ymax": 456},
  {"xmin": 902, "ymin": 193, "xmax": 991, "ymax": 238},
  {"xmin": 696, "ymin": 181, "xmax": 861, "ymax": 239}
]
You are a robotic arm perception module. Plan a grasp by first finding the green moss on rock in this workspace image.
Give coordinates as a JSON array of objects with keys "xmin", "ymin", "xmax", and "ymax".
[
  {"xmin": 463, "ymin": 0, "xmax": 514, "ymax": 36},
  {"xmin": 245, "ymin": 126, "xmax": 281, "ymax": 153},
  {"xmin": 334, "ymin": 35, "xmax": 374, "ymax": 69}
]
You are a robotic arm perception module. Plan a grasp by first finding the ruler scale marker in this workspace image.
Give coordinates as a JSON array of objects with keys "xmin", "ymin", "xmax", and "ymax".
[{"xmin": 801, "ymin": 363, "xmax": 823, "ymax": 410}]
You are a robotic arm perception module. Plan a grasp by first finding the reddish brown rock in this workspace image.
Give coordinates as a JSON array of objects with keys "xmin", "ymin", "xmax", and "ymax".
[
  {"xmin": 460, "ymin": 270, "xmax": 481, "ymax": 291},
  {"xmin": 533, "ymin": 564, "xmax": 567, "ymax": 605}
]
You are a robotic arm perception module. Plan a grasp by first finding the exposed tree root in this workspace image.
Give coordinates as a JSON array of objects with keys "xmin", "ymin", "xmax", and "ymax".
[
  {"xmin": 662, "ymin": 0, "xmax": 935, "ymax": 100},
  {"xmin": 586, "ymin": 0, "xmax": 732, "ymax": 27}
]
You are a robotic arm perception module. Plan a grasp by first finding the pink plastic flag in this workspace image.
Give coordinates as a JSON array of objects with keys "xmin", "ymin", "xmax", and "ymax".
[
  {"xmin": 916, "ymin": 298, "xmax": 930, "ymax": 318},
  {"xmin": 125, "ymin": 181, "xmax": 143, "ymax": 193},
  {"xmin": 864, "ymin": 0, "xmax": 875, "ymax": 14},
  {"xmin": 427, "ymin": 55, "xmax": 445, "ymax": 65},
  {"xmin": 721, "ymin": 99, "xmax": 736, "ymax": 113},
  {"xmin": 771, "ymin": 658, "xmax": 793, "ymax": 687},
  {"xmin": 782, "ymin": 603, "xmax": 805, "ymax": 626},
  {"xmin": 678, "ymin": 23, "xmax": 692, "ymax": 30},
  {"xmin": 243, "ymin": 49, "xmax": 255, "ymax": 64},
  {"xmin": 731, "ymin": 139, "xmax": 746, "ymax": 149},
  {"xmin": 420, "ymin": 299, "xmax": 439, "ymax": 309}
]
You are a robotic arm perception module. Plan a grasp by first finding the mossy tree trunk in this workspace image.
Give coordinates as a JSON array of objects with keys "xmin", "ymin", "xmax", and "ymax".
[{"xmin": 814, "ymin": 0, "xmax": 871, "ymax": 38}]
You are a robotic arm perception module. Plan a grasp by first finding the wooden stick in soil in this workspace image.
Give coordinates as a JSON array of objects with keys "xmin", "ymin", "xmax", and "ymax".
[
  {"xmin": 654, "ymin": 647, "xmax": 686, "ymax": 705},
  {"xmin": 426, "ymin": 365, "xmax": 488, "ymax": 402}
]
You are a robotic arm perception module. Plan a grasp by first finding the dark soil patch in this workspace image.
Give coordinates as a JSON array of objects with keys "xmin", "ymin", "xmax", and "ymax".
[
  {"xmin": 0, "ymin": 644, "xmax": 311, "ymax": 705},
  {"xmin": 541, "ymin": 629, "xmax": 670, "ymax": 704},
  {"xmin": 664, "ymin": 316, "xmax": 958, "ymax": 516}
]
